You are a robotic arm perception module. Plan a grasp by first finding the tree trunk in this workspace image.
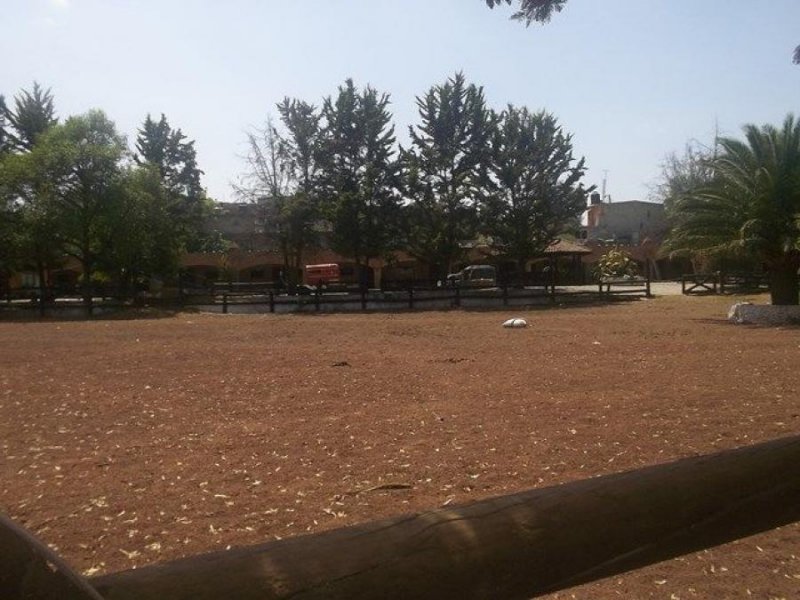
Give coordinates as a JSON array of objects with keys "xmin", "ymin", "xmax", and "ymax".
[
  {"xmin": 81, "ymin": 256, "xmax": 93, "ymax": 316},
  {"xmin": 769, "ymin": 256, "xmax": 799, "ymax": 305},
  {"xmin": 36, "ymin": 258, "xmax": 48, "ymax": 317},
  {"xmin": 516, "ymin": 257, "xmax": 528, "ymax": 287}
]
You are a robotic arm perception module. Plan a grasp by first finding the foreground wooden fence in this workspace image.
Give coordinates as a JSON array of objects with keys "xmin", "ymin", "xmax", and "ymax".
[{"xmin": 4, "ymin": 434, "xmax": 800, "ymax": 599}]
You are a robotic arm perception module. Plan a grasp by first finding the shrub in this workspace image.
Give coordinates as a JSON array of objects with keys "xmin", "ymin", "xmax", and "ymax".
[{"xmin": 594, "ymin": 248, "xmax": 639, "ymax": 281}]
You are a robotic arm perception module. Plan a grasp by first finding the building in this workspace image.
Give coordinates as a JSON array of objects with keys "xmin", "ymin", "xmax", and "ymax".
[
  {"xmin": 580, "ymin": 193, "xmax": 685, "ymax": 280},
  {"xmin": 582, "ymin": 194, "xmax": 667, "ymax": 245}
]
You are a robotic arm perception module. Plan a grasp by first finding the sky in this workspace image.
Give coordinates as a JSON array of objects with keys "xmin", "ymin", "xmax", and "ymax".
[{"xmin": 3, "ymin": 0, "xmax": 800, "ymax": 204}]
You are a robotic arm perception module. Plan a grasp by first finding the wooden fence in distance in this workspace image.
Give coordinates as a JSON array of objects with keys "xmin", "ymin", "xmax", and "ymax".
[
  {"xmin": 210, "ymin": 279, "xmax": 652, "ymax": 315},
  {"xmin": 681, "ymin": 272, "xmax": 769, "ymax": 295}
]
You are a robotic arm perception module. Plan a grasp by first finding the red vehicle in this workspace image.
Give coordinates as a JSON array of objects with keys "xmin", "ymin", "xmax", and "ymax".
[{"xmin": 304, "ymin": 263, "xmax": 340, "ymax": 286}]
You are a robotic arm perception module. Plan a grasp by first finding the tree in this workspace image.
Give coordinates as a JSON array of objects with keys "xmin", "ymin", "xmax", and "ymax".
[
  {"xmin": 135, "ymin": 113, "xmax": 208, "ymax": 250},
  {"xmin": 20, "ymin": 110, "xmax": 128, "ymax": 308},
  {"xmin": 0, "ymin": 163, "xmax": 22, "ymax": 286},
  {"xmin": 663, "ymin": 115, "xmax": 800, "ymax": 305},
  {"xmin": 403, "ymin": 73, "xmax": 495, "ymax": 279},
  {"xmin": 0, "ymin": 83, "xmax": 60, "ymax": 300},
  {"xmin": 485, "ymin": 0, "xmax": 567, "ymax": 25},
  {"xmin": 0, "ymin": 152, "xmax": 62, "ymax": 298},
  {"xmin": 1, "ymin": 82, "xmax": 57, "ymax": 152},
  {"xmin": 1, "ymin": 95, "xmax": 20, "ymax": 282},
  {"xmin": 316, "ymin": 79, "xmax": 401, "ymax": 286},
  {"xmin": 98, "ymin": 164, "xmax": 182, "ymax": 293},
  {"xmin": 482, "ymin": 105, "xmax": 590, "ymax": 277},
  {"xmin": 236, "ymin": 102, "xmax": 321, "ymax": 288},
  {"xmin": 650, "ymin": 140, "xmax": 716, "ymax": 212},
  {"xmin": 0, "ymin": 95, "xmax": 9, "ymax": 156}
]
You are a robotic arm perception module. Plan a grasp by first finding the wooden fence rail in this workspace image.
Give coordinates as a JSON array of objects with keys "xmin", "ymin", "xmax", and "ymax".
[
  {"xmin": 681, "ymin": 272, "xmax": 770, "ymax": 295},
  {"xmin": 86, "ymin": 434, "xmax": 800, "ymax": 599},
  {"xmin": 1, "ymin": 278, "xmax": 653, "ymax": 317},
  {"xmin": 6, "ymin": 435, "xmax": 798, "ymax": 599},
  {"xmin": 211, "ymin": 282, "xmax": 649, "ymax": 315}
]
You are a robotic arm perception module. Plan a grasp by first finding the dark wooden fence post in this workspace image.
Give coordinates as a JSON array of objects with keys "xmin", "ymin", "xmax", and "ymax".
[
  {"xmin": 315, "ymin": 287, "xmax": 321, "ymax": 312},
  {"xmin": 90, "ymin": 434, "xmax": 800, "ymax": 600},
  {"xmin": 360, "ymin": 287, "xmax": 367, "ymax": 311},
  {"xmin": 269, "ymin": 291, "xmax": 275, "ymax": 313},
  {"xmin": 454, "ymin": 285, "xmax": 461, "ymax": 307},
  {"xmin": 502, "ymin": 283, "xmax": 509, "ymax": 306},
  {"xmin": 408, "ymin": 286, "xmax": 414, "ymax": 310},
  {"xmin": 1, "ymin": 514, "xmax": 107, "ymax": 600},
  {"xmin": 222, "ymin": 293, "xmax": 228, "ymax": 314},
  {"xmin": 645, "ymin": 267, "xmax": 652, "ymax": 298}
]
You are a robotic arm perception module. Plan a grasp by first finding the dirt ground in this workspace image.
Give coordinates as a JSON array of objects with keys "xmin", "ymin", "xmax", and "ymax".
[{"xmin": 1, "ymin": 293, "xmax": 798, "ymax": 599}]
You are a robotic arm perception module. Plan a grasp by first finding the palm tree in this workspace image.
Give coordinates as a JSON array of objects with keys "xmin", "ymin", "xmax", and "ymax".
[{"xmin": 664, "ymin": 115, "xmax": 800, "ymax": 305}]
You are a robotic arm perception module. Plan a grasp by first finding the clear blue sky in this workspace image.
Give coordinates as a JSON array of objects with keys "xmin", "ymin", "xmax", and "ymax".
[{"xmin": 3, "ymin": 0, "xmax": 799, "ymax": 203}]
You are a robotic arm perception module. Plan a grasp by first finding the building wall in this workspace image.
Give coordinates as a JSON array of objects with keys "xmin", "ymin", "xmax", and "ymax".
[{"xmin": 585, "ymin": 201, "xmax": 667, "ymax": 245}]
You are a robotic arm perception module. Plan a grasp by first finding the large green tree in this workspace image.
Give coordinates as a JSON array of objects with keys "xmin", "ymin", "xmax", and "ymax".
[
  {"xmin": 316, "ymin": 79, "xmax": 401, "ymax": 286},
  {"xmin": 664, "ymin": 115, "xmax": 800, "ymax": 305},
  {"xmin": 403, "ymin": 73, "xmax": 495, "ymax": 279},
  {"xmin": 0, "ymin": 95, "xmax": 19, "ymax": 283},
  {"xmin": 0, "ymin": 83, "xmax": 60, "ymax": 296},
  {"xmin": 135, "ymin": 113, "xmax": 208, "ymax": 250},
  {"xmin": 1, "ymin": 82, "xmax": 57, "ymax": 152},
  {"xmin": 482, "ymin": 105, "xmax": 590, "ymax": 276},
  {"xmin": 0, "ymin": 156, "xmax": 23, "ymax": 286},
  {"xmin": 18, "ymin": 110, "xmax": 128, "ymax": 308},
  {"xmin": 98, "ymin": 164, "xmax": 182, "ymax": 293}
]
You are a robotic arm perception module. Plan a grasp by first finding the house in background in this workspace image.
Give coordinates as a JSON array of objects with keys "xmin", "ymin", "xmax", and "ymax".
[
  {"xmin": 580, "ymin": 193, "xmax": 686, "ymax": 280},
  {"xmin": 582, "ymin": 193, "xmax": 667, "ymax": 245}
]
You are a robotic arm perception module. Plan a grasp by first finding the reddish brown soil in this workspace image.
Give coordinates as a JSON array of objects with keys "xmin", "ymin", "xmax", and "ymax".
[{"xmin": 1, "ymin": 294, "xmax": 799, "ymax": 599}]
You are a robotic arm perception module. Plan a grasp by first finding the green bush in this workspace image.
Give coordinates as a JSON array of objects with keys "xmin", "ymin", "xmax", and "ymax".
[{"xmin": 594, "ymin": 248, "xmax": 639, "ymax": 281}]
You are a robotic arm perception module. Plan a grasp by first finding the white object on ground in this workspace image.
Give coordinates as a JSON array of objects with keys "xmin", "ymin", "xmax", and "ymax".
[
  {"xmin": 728, "ymin": 302, "xmax": 800, "ymax": 325},
  {"xmin": 502, "ymin": 318, "xmax": 528, "ymax": 328}
]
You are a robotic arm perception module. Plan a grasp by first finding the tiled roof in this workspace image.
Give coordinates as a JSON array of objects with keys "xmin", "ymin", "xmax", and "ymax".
[{"xmin": 544, "ymin": 240, "xmax": 592, "ymax": 255}]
